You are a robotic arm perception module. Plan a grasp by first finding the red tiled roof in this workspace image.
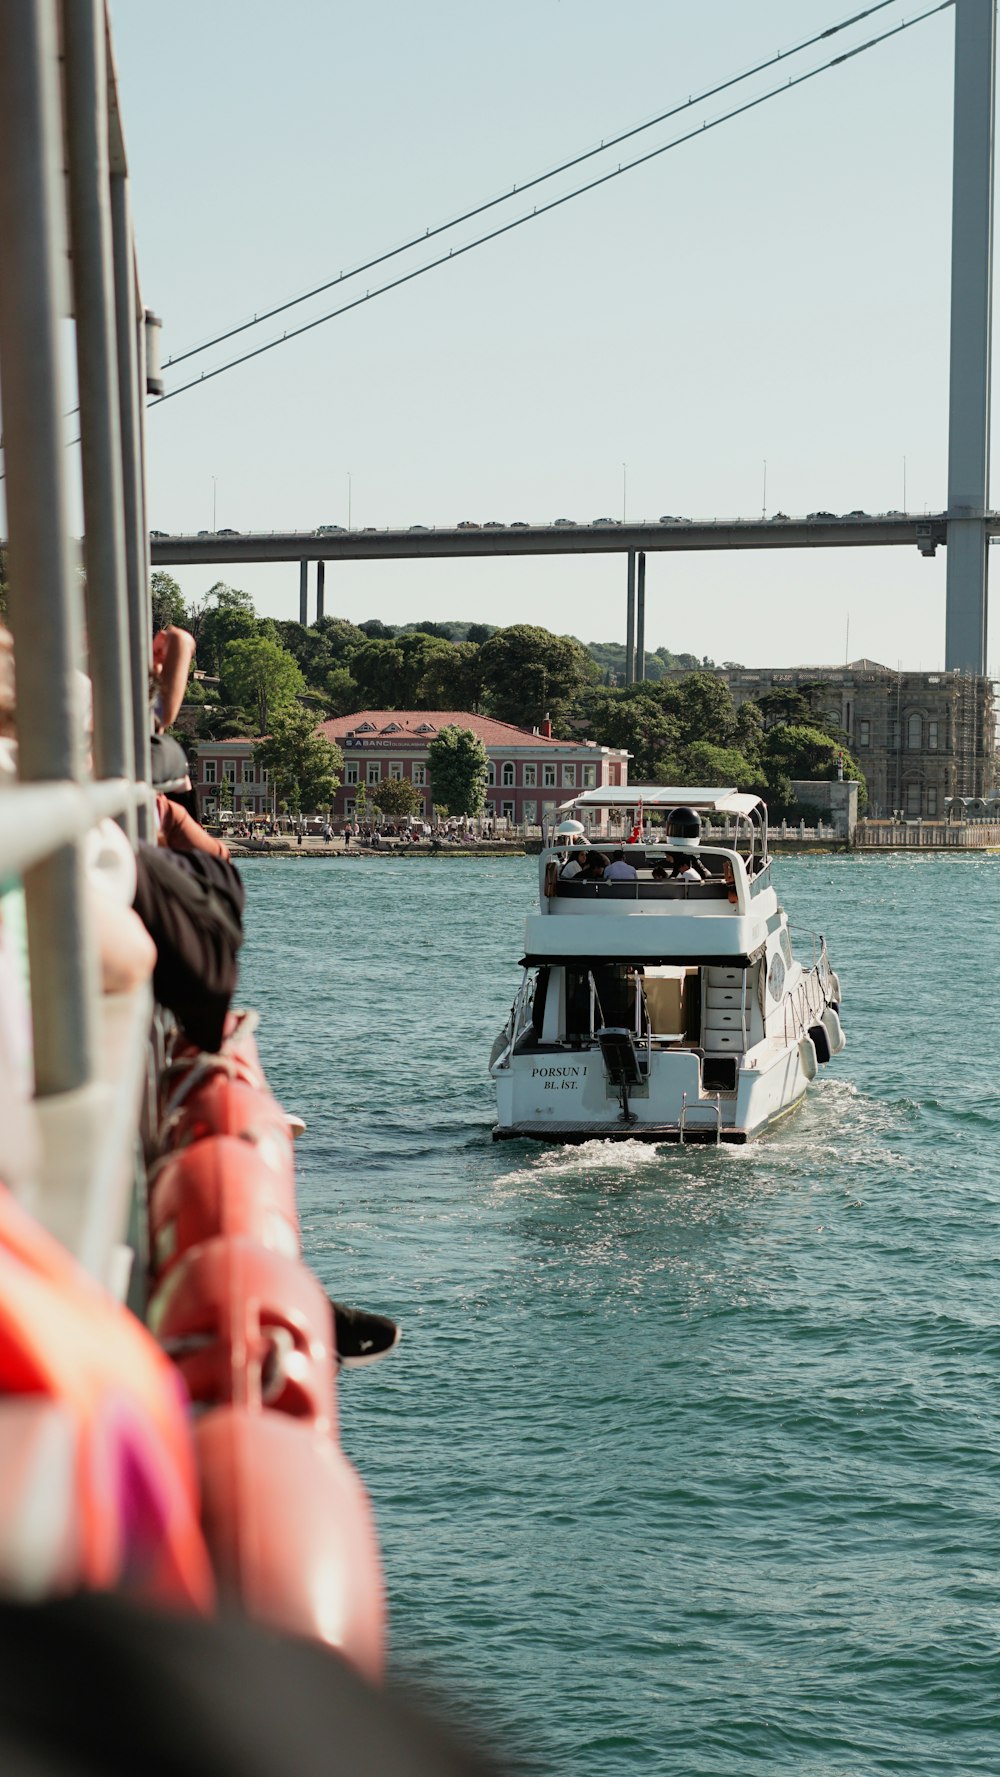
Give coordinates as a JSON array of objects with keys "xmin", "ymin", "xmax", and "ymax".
[{"xmin": 319, "ymin": 710, "xmax": 581, "ymax": 747}]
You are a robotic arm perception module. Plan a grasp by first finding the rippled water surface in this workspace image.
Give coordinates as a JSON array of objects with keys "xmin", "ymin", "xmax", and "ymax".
[{"xmin": 238, "ymin": 854, "xmax": 1000, "ymax": 1775}]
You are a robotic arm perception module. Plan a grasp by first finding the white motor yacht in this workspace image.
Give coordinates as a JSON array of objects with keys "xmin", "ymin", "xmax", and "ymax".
[{"xmin": 490, "ymin": 788, "xmax": 845, "ymax": 1143}]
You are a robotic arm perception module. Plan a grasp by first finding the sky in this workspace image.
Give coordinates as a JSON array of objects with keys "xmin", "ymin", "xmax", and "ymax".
[{"xmin": 85, "ymin": 2, "xmax": 1000, "ymax": 669}]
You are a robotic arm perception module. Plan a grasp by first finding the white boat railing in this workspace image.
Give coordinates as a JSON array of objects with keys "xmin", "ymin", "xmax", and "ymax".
[{"xmin": 0, "ymin": 0, "xmax": 157, "ymax": 1285}]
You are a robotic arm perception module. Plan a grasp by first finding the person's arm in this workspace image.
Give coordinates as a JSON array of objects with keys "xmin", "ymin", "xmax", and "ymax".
[
  {"xmin": 151, "ymin": 627, "xmax": 196, "ymax": 730},
  {"xmin": 157, "ymin": 794, "xmax": 230, "ymax": 859}
]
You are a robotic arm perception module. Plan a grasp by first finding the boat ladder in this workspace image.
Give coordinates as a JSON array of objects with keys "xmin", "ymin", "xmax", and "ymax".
[{"xmin": 678, "ymin": 1091, "xmax": 722, "ymax": 1145}]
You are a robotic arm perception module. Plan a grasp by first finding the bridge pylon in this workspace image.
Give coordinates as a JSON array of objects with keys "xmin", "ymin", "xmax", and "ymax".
[{"xmin": 945, "ymin": 0, "xmax": 996, "ymax": 674}]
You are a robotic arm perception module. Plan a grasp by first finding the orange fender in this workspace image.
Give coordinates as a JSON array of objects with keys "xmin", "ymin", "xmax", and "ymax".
[
  {"xmin": 149, "ymin": 1136, "xmax": 300, "ymax": 1282},
  {"xmin": 197, "ymin": 1405, "xmax": 385, "ymax": 1677},
  {"xmin": 0, "ymin": 1187, "xmax": 213, "ymax": 1611},
  {"xmin": 159, "ymin": 1074, "xmax": 295, "ymax": 1169},
  {"xmin": 148, "ymin": 1236, "xmax": 335, "ymax": 1423}
]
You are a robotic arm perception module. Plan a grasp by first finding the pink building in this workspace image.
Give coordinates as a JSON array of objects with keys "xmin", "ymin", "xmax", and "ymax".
[
  {"xmin": 194, "ymin": 737, "xmax": 272, "ymax": 820},
  {"xmin": 320, "ymin": 710, "xmax": 629, "ymax": 826}
]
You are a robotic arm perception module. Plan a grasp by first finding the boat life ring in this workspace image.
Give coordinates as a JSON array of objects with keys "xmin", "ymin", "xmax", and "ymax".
[
  {"xmin": 723, "ymin": 860, "xmax": 738, "ymax": 906},
  {"xmin": 543, "ymin": 860, "xmax": 560, "ymax": 898},
  {"xmin": 808, "ymin": 1021, "xmax": 832, "ymax": 1065},
  {"xmin": 798, "ymin": 1034, "xmax": 819, "ymax": 1080},
  {"xmin": 821, "ymin": 1006, "xmax": 846, "ymax": 1055}
]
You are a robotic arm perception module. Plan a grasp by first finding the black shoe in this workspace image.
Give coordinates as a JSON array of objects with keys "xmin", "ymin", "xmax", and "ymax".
[{"xmin": 329, "ymin": 1300, "xmax": 400, "ymax": 1369}]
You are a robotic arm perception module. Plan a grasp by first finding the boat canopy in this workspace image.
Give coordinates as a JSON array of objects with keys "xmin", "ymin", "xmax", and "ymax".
[{"xmin": 555, "ymin": 787, "xmax": 764, "ymax": 816}]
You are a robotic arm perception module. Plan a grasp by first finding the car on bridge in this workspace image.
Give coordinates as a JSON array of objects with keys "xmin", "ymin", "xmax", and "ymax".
[
  {"xmin": 844, "ymin": 510, "xmax": 869, "ymax": 519},
  {"xmin": 659, "ymin": 514, "xmax": 691, "ymax": 524},
  {"xmin": 316, "ymin": 523, "xmax": 344, "ymax": 533},
  {"xmin": 553, "ymin": 518, "xmax": 576, "ymax": 527},
  {"xmin": 149, "ymin": 528, "xmax": 168, "ymax": 538},
  {"xmin": 768, "ymin": 512, "xmax": 790, "ymax": 522},
  {"xmin": 483, "ymin": 521, "xmax": 506, "ymax": 529},
  {"xmin": 509, "ymin": 520, "xmax": 529, "ymax": 528},
  {"xmin": 591, "ymin": 517, "xmax": 621, "ymax": 527},
  {"xmin": 807, "ymin": 511, "xmax": 837, "ymax": 521},
  {"xmin": 218, "ymin": 527, "xmax": 241, "ymax": 536},
  {"xmin": 409, "ymin": 524, "xmax": 429, "ymax": 531}
]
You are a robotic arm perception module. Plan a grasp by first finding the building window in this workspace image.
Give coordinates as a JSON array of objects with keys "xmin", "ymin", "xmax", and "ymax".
[
  {"xmin": 389, "ymin": 761, "xmax": 403, "ymax": 781},
  {"xmin": 203, "ymin": 798, "xmax": 217, "ymax": 816},
  {"xmin": 223, "ymin": 760, "xmax": 236, "ymax": 783},
  {"xmin": 345, "ymin": 799, "xmax": 356, "ymax": 818},
  {"xmin": 907, "ymin": 713, "xmax": 922, "ymax": 750},
  {"xmin": 543, "ymin": 763, "xmax": 556, "ymax": 787},
  {"xmin": 501, "ymin": 761, "xmax": 515, "ymax": 787},
  {"xmin": 926, "ymin": 785, "xmax": 938, "ymax": 815},
  {"xmin": 487, "ymin": 762, "xmax": 496, "ymax": 786},
  {"xmin": 242, "ymin": 764, "xmax": 254, "ymax": 784},
  {"xmin": 582, "ymin": 764, "xmax": 596, "ymax": 788},
  {"xmin": 345, "ymin": 763, "xmax": 359, "ymax": 785},
  {"xmin": 523, "ymin": 763, "xmax": 537, "ymax": 787},
  {"xmin": 927, "ymin": 721, "xmax": 938, "ymax": 750},
  {"xmin": 562, "ymin": 764, "xmax": 576, "ymax": 787},
  {"xmin": 412, "ymin": 765, "xmax": 426, "ymax": 786},
  {"xmin": 259, "ymin": 768, "xmax": 267, "ymax": 785},
  {"xmin": 905, "ymin": 781, "xmax": 922, "ymax": 815},
  {"xmin": 502, "ymin": 800, "xmax": 515, "ymax": 820},
  {"xmin": 523, "ymin": 800, "xmax": 537, "ymax": 825},
  {"xmin": 203, "ymin": 761, "xmax": 216, "ymax": 784},
  {"xmin": 366, "ymin": 762, "xmax": 381, "ymax": 785},
  {"xmin": 858, "ymin": 720, "xmax": 870, "ymax": 748}
]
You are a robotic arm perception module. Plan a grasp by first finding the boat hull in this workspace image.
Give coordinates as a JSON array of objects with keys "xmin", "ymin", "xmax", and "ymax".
[{"xmin": 491, "ymin": 1039, "xmax": 812, "ymax": 1145}]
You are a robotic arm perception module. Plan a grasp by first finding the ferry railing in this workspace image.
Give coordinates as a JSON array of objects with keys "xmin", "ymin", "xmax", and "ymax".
[{"xmin": 0, "ymin": 0, "xmax": 155, "ymax": 1285}]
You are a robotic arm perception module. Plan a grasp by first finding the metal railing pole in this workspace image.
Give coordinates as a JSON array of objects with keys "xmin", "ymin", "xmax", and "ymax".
[
  {"xmin": 64, "ymin": 0, "xmax": 136, "ymax": 820},
  {"xmin": 0, "ymin": 0, "xmax": 99, "ymax": 1093},
  {"xmin": 110, "ymin": 172, "xmax": 153, "ymax": 837}
]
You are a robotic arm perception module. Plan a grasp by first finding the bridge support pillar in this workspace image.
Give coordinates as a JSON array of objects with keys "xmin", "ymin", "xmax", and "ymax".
[
  {"xmin": 316, "ymin": 559, "xmax": 325, "ymax": 621},
  {"xmin": 625, "ymin": 550, "xmax": 636, "ymax": 684},
  {"xmin": 299, "ymin": 559, "xmax": 308, "ymax": 625},
  {"xmin": 945, "ymin": 0, "xmax": 996, "ymax": 674},
  {"xmin": 635, "ymin": 552, "xmax": 646, "ymax": 682}
]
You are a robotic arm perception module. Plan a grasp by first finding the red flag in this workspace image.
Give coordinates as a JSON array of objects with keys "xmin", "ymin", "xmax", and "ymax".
[{"xmin": 627, "ymin": 798, "xmax": 644, "ymax": 845}]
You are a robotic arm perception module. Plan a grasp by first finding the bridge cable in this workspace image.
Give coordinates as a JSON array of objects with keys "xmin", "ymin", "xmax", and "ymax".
[
  {"xmin": 150, "ymin": 0, "xmax": 952, "ymax": 410},
  {"xmin": 162, "ymin": 0, "xmax": 907, "ymax": 373}
]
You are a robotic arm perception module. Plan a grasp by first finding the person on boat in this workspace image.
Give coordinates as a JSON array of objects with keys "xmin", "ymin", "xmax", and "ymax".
[
  {"xmin": 651, "ymin": 862, "xmax": 669, "ymax": 880},
  {"xmin": 603, "ymin": 849, "xmax": 637, "ymax": 880},
  {"xmin": 559, "ymin": 837, "xmax": 587, "ymax": 879},
  {"xmin": 670, "ymin": 854, "xmax": 701, "ymax": 882},
  {"xmin": 580, "ymin": 850, "xmax": 610, "ymax": 880}
]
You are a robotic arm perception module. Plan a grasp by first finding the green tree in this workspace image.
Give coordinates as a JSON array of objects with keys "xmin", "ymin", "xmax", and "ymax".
[
  {"xmin": 253, "ymin": 707, "xmax": 342, "ymax": 813},
  {"xmin": 675, "ymin": 671, "xmax": 737, "ymax": 746},
  {"xmin": 323, "ymin": 666, "xmax": 362, "ymax": 716},
  {"xmin": 763, "ymin": 723, "xmax": 868, "ymax": 811},
  {"xmin": 415, "ymin": 641, "xmax": 482, "ymax": 710},
  {"xmin": 217, "ymin": 774, "xmax": 234, "ymax": 814},
  {"xmin": 679, "ymin": 741, "xmax": 767, "ymax": 794},
  {"xmin": 426, "ymin": 724, "xmax": 489, "ymax": 817},
  {"xmin": 580, "ymin": 685, "xmax": 681, "ymax": 781},
  {"xmin": 150, "ymin": 570, "xmax": 187, "ymax": 633},
  {"xmin": 478, "ymin": 624, "xmax": 597, "ymax": 729},
  {"xmin": 221, "ymin": 637, "xmax": 305, "ymax": 735},
  {"xmin": 734, "ymin": 698, "xmax": 764, "ymax": 759},
  {"xmin": 371, "ymin": 777, "xmax": 422, "ymax": 819},
  {"xmin": 351, "ymin": 633, "xmax": 453, "ymax": 707}
]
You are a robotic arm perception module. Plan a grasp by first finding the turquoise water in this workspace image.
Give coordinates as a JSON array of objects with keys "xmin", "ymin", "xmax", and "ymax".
[{"xmin": 238, "ymin": 854, "xmax": 1000, "ymax": 1776}]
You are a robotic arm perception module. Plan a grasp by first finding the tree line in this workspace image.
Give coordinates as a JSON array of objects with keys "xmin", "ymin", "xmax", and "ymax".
[{"xmin": 153, "ymin": 572, "xmax": 867, "ymax": 817}]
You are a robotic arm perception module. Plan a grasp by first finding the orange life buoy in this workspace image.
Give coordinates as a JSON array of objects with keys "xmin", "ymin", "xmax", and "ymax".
[{"xmin": 724, "ymin": 860, "xmax": 739, "ymax": 906}]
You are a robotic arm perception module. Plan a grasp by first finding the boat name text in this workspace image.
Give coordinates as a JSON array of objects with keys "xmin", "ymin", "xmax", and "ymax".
[{"xmin": 531, "ymin": 1064, "xmax": 586, "ymax": 1091}]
